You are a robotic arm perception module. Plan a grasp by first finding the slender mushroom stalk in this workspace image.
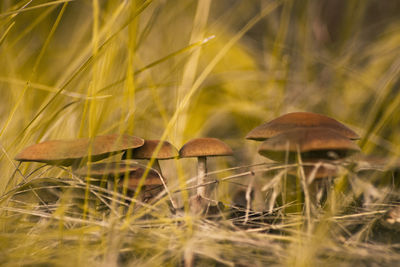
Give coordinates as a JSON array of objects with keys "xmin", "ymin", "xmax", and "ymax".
[{"xmin": 197, "ymin": 156, "xmax": 207, "ymax": 198}]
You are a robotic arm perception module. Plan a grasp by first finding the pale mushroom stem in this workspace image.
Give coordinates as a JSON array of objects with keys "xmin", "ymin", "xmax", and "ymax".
[
  {"xmin": 197, "ymin": 156, "xmax": 207, "ymax": 198},
  {"xmin": 150, "ymin": 159, "xmax": 178, "ymax": 210}
]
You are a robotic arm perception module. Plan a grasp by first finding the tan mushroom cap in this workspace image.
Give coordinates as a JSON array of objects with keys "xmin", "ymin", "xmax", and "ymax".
[
  {"xmin": 123, "ymin": 139, "xmax": 178, "ymax": 160},
  {"xmin": 258, "ymin": 127, "xmax": 360, "ymax": 161},
  {"xmin": 179, "ymin": 138, "xmax": 233, "ymax": 158},
  {"xmin": 246, "ymin": 112, "xmax": 360, "ymax": 141},
  {"xmin": 15, "ymin": 134, "xmax": 144, "ymax": 166}
]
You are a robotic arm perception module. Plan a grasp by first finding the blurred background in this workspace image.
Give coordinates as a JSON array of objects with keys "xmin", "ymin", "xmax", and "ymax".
[{"xmin": 1, "ymin": 0, "xmax": 400, "ymax": 192}]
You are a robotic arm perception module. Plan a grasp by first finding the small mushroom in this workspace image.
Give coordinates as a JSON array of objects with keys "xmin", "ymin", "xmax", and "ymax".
[
  {"xmin": 179, "ymin": 138, "xmax": 233, "ymax": 200},
  {"xmin": 257, "ymin": 127, "xmax": 360, "ymax": 162},
  {"xmin": 15, "ymin": 134, "xmax": 144, "ymax": 169},
  {"xmin": 246, "ymin": 112, "xmax": 360, "ymax": 141},
  {"xmin": 122, "ymin": 139, "xmax": 178, "ymax": 176},
  {"xmin": 117, "ymin": 167, "xmax": 165, "ymax": 202},
  {"xmin": 74, "ymin": 161, "xmax": 163, "ymax": 202}
]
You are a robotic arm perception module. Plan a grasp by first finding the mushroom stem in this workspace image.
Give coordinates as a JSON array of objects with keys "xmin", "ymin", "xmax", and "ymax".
[
  {"xmin": 197, "ymin": 156, "xmax": 207, "ymax": 198},
  {"xmin": 152, "ymin": 159, "xmax": 163, "ymax": 177}
]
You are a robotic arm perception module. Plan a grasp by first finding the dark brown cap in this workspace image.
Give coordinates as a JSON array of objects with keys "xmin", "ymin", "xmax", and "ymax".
[
  {"xmin": 75, "ymin": 161, "xmax": 162, "ymax": 186},
  {"xmin": 258, "ymin": 127, "xmax": 360, "ymax": 162},
  {"xmin": 123, "ymin": 139, "xmax": 178, "ymax": 160},
  {"xmin": 15, "ymin": 134, "xmax": 144, "ymax": 166},
  {"xmin": 246, "ymin": 112, "xmax": 359, "ymax": 141},
  {"xmin": 74, "ymin": 161, "xmax": 142, "ymax": 178},
  {"xmin": 179, "ymin": 138, "xmax": 233, "ymax": 158}
]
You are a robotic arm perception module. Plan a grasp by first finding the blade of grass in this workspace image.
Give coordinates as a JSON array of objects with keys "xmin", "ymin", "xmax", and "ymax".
[
  {"xmin": 0, "ymin": 21, "xmax": 14, "ymax": 46},
  {"xmin": 0, "ymin": 0, "xmax": 74, "ymax": 18},
  {"xmin": 0, "ymin": 77, "xmax": 111, "ymax": 99}
]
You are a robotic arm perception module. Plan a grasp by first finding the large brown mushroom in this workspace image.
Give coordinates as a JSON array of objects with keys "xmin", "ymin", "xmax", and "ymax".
[
  {"xmin": 257, "ymin": 127, "xmax": 360, "ymax": 162},
  {"xmin": 179, "ymin": 138, "xmax": 233, "ymax": 200},
  {"xmin": 257, "ymin": 127, "xmax": 360, "ymax": 215},
  {"xmin": 15, "ymin": 134, "xmax": 144, "ymax": 169},
  {"xmin": 246, "ymin": 112, "xmax": 360, "ymax": 141}
]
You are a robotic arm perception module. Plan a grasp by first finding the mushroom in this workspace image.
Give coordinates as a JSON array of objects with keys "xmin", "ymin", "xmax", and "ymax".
[
  {"xmin": 12, "ymin": 135, "xmax": 144, "ymax": 207},
  {"xmin": 122, "ymin": 139, "xmax": 178, "ymax": 177},
  {"xmin": 246, "ymin": 112, "xmax": 360, "ymax": 141},
  {"xmin": 257, "ymin": 127, "xmax": 360, "ymax": 162},
  {"xmin": 179, "ymin": 138, "xmax": 233, "ymax": 201},
  {"xmin": 119, "ymin": 168, "xmax": 165, "ymax": 203},
  {"xmin": 258, "ymin": 127, "xmax": 360, "ymax": 216},
  {"xmin": 74, "ymin": 161, "xmax": 163, "ymax": 202},
  {"xmin": 15, "ymin": 134, "xmax": 144, "ymax": 169}
]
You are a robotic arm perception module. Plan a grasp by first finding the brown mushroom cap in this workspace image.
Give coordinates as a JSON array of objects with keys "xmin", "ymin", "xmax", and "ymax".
[
  {"xmin": 123, "ymin": 139, "xmax": 178, "ymax": 160},
  {"xmin": 119, "ymin": 167, "xmax": 163, "ymax": 188},
  {"xmin": 179, "ymin": 138, "xmax": 233, "ymax": 158},
  {"xmin": 75, "ymin": 161, "xmax": 162, "ymax": 186},
  {"xmin": 258, "ymin": 127, "xmax": 360, "ymax": 162},
  {"xmin": 246, "ymin": 112, "xmax": 360, "ymax": 141},
  {"xmin": 119, "ymin": 168, "xmax": 165, "ymax": 203},
  {"xmin": 15, "ymin": 134, "xmax": 144, "ymax": 166}
]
